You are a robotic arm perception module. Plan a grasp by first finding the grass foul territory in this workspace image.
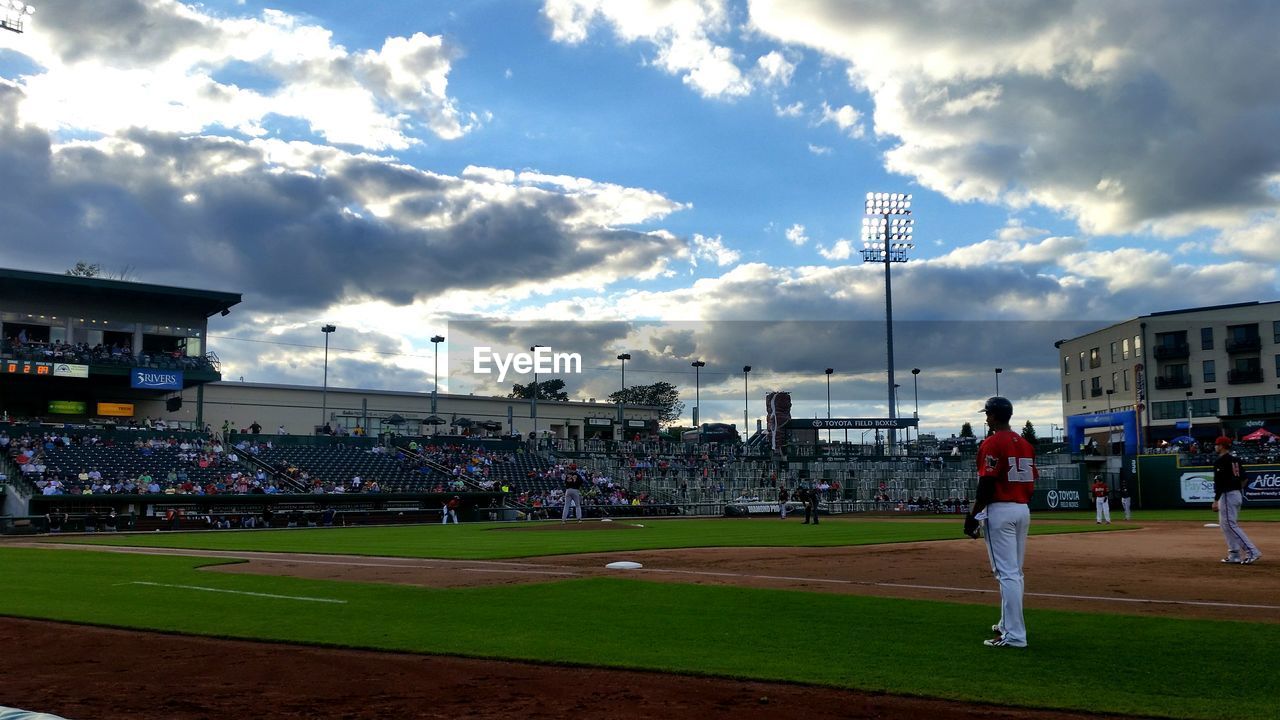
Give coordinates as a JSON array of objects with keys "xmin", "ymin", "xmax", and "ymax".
[{"xmin": 59, "ymin": 517, "xmax": 1116, "ymax": 559}]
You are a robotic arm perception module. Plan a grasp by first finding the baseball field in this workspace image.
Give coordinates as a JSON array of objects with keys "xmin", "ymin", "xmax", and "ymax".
[{"xmin": 1, "ymin": 512, "xmax": 1277, "ymax": 719}]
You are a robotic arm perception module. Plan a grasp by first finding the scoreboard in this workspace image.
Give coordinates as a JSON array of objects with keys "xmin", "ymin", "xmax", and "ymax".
[{"xmin": 1, "ymin": 361, "xmax": 90, "ymax": 377}]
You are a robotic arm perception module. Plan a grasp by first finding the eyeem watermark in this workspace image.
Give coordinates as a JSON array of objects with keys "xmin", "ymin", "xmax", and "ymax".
[{"xmin": 473, "ymin": 346, "xmax": 582, "ymax": 383}]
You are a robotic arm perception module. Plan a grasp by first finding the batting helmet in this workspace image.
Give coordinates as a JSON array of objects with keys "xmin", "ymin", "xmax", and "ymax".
[{"xmin": 982, "ymin": 396, "xmax": 1013, "ymax": 421}]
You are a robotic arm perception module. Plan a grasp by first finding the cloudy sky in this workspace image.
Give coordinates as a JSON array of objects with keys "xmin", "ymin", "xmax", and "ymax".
[{"xmin": 2, "ymin": 0, "xmax": 1277, "ymax": 437}]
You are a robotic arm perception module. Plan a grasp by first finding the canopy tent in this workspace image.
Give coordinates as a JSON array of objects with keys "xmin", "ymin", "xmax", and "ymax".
[
  {"xmin": 1242, "ymin": 428, "xmax": 1278, "ymax": 442},
  {"xmin": 1170, "ymin": 435, "xmax": 1196, "ymax": 445},
  {"xmin": 420, "ymin": 415, "xmax": 446, "ymax": 426}
]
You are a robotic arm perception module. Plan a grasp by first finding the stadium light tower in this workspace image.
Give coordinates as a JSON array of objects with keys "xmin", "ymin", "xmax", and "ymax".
[
  {"xmin": 691, "ymin": 360, "xmax": 705, "ymax": 426},
  {"xmin": 1, "ymin": 1, "xmax": 35, "ymax": 34},
  {"xmin": 742, "ymin": 365, "xmax": 751, "ymax": 439},
  {"xmin": 320, "ymin": 324, "xmax": 336, "ymax": 429},
  {"xmin": 861, "ymin": 191, "xmax": 914, "ymax": 453},
  {"xmin": 430, "ymin": 334, "xmax": 445, "ymax": 415}
]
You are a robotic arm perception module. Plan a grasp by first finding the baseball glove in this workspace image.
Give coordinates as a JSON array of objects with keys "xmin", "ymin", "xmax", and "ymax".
[{"xmin": 962, "ymin": 512, "xmax": 981, "ymax": 539}]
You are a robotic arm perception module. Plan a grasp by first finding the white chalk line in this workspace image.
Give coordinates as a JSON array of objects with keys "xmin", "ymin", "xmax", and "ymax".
[
  {"xmin": 636, "ymin": 569, "xmax": 1280, "ymax": 611},
  {"xmin": 123, "ymin": 581, "xmax": 347, "ymax": 604},
  {"xmin": 461, "ymin": 568, "xmax": 580, "ymax": 576}
]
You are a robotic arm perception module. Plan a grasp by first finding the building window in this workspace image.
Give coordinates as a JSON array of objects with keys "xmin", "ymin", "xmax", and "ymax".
[
  {"xmin": 1276, "ymin": 354, "xmax": 1280, "ymax": 380},
  {"xmin": 1122, "ymin": 338, "xmax": 1130, "ymax": 360},
  {"xmin": 1203, "ymin": 360, "xmax": 1216, "ymax": 383},
  {"xmin": 1064, "ymin": 384, "xmax": 1071, "ymax": 402},
  {"xmin": 1111, "ymin": 371, "xmax": 1118, "ymax": 390},
  {"xmin": 1153, "ymin": 398, "xmax": 1218, "ymax": 420},
  {"xmin": 1201, "ymin": 327, "xmax": 1213, "ymax": 350},
  {"xmin": 1089, "ymin": 347, "xmax": 1101, "ymax": 369},
  {"xmin": 1228, "ymin": 394, "xmax": 1280, "ymax": 416},
  {"xmin": 1079, "ymin": 351, "xmax": 1086, "ymax": 372},
  {"xmin": 1123, "ymin": 368, "xmax": 1130, "ymax": 391},
  {"xmin": 1274, "ymin": 320, "xmax": 1280, "ymax": 344},
  {"xmin": 1063, "ymin": 356, "xmax": 1070, "ymax": 376},
  {"xmin": 1190, "ymin": 398, "xmax": 1219, "ymax": 418},
  {"xmin": 1080, "ymin": 379, "xmax": 1086, "ymax": 400},
  {"xmin": 1134, "ymin": 334, "xmax": 1142, "ymax": 357},
  {"xmin": 1110, "ymin": 341, "xmax": 1118, "ymax": 363},
  {"xmin": 1090, "ymin": 376, "xmax": 1103, "ymax": 397}
]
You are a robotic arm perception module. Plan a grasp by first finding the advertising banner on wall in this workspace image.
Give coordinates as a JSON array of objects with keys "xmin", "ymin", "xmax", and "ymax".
[
  {"xmin": 1245, "ymin": 470, "xmax": 1280, "ymax": 502},
  {"xmin": 1179, "ymin": 472, "xmax": 1215, "ymax": 503},
  {"xmin": 1031, "ymin": 480, "xmax": 1087, "ymax": 511},
  {"xmin": 130, "ymin": 369, "xmax": 183, "ymax": 390}
]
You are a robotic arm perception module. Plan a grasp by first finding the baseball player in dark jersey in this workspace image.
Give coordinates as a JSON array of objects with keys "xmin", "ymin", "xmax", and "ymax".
[
  {"xmin": 778, "ymin": 486, "xmax": 790, "ymax": 519},
  {"xmin": 1212, "ymin": 437, "xmax": 1260, "ymax": 564},
  {"xmin": 561, "ymin": 470, "xmax": 583, "ymax": 522},
  {"xmin": 964, "ymin": 396, "xmax": 1037, "ymax": 648}
]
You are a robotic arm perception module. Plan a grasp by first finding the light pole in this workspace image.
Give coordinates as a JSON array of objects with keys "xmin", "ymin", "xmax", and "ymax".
[
  {"xmin": 617, "ymin": 353, "xmax": 631, "ymax": 392},
  {"xmin": 1, "ymin": 2, "xmax": 35, "ymax": 34},
  {"xmin": 1185, "ymin": 390, "xmax": 1194, "ymax": 439},
  {"xmin": 861, "ymin": 191, "xmax": 914, "ymax": 454},
  {"xmin": 894, "ymin": 383, "xmax": 902, "ymax": 452},
  {"xmin": 430, "ymin": 334, "xmax": 445, "ymax": 415},
  {"xmin": 617, "ymin": 353, "xmax": 631, "ymax": 439},
  {"xmin": 530, "ymin": 345, "xmax": 545, "ymax": 442},
  {"xmin": 1106, "ymin": 388, "xmax": 1116, "ymax": 454},
  {"xmin": 320, "ymin": 324, "xmax": 336, "ymax": 430},
  {"xmin": 743, "ymin": 365, "xmax": 751, "ymax": 440},
  {"xmin": 994, "ymin": 367, "xmax": 1003, "ymax": 396},
  {"xmin": 824, "ymin": 368, "xmax": 834, "ymax": 444},
  {"xmin": 691, "ymin": 361, "xmax": 705, "ymax": 427},
  {"xmin": 911, "ymin": 368, "xmax": 920, "ymax": 446}
]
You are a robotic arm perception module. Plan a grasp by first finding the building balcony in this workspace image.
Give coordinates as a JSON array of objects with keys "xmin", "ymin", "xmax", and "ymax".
[
  {"xmin": 1226, "ymin": 337, "xmax": 1262, "ymax": 354},
  {"xmin": 1154, "ymin": 376, "xmax": 1192, "ymax": 390},
  {"xmin": 1227, "ymin": 368, "xmax": 1263, "ymax": 384},
  {"xmin": 1153, "ymin": 344, "xmax": 1190, "ymax": 360}
]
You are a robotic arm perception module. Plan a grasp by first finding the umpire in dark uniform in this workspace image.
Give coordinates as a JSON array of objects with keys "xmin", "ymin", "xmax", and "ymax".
[{"xmin": 801, "ymin": 486, "xmax": 820, "ymax": 525}]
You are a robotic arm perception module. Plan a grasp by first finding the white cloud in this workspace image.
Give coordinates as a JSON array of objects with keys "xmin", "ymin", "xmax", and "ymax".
[
  {"xmin": 1213, "ymin": 216, "xmax": 1280, "ymax": 262},
  {"xmin": 542, "ymin": 0, "xmax": 752, "ymax": 98},
  {"xmin": 807, "ymin": 143, "xmax": 832, "ymax": 155},
  {"xmin": 775, "ymin": 100, "xmax": 805, "ymax": 117},
  {"xmin": 816, "ymin": 238, "xmax": 853, "ymax": 260},
  {"xmin": 754, "ymin": 50, "xmax": 796, "ymax": 86},
  {"xmin": 817, "ymin": 101, "xmax": 863, "ymax": 138},
  {"xmin": 996, "ymin": 219, "xmax": 1050, "ymax": 243},
  {"xmin": 785, "ymin": 223, "xmax": 809, "ymax": 246},
  {"xmin": 690, "ymin": 233, "xmax": 741, "ymax": 266},
  {"xmin": 6, "ymin": 4, "xmax": 473, "ymax": 150},
  {"xmin": 933, "ymin": 235, "xmax": 1087, "ymax": 268},
  {"xmin": 748, "ymin": 0, "xmax": 1280, "ymax": 236}
]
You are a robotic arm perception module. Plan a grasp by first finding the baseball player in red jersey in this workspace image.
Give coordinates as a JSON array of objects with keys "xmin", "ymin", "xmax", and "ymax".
[
  {"xmin": 964, "ymin": 396, "xmax": 1038, "ymax": 648},
  {"xmin": 1090, "ymin": 475, "xmax": 1111, "ymax": 524}
]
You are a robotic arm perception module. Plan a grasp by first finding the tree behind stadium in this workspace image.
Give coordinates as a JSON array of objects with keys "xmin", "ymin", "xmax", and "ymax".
[
  {"xmin": 609, "ymin": 381, "xmax": 684, "ymax": 427},
  {"xmin": 508, "ymin": 378, "xmax": 570, "ymax": 401}
]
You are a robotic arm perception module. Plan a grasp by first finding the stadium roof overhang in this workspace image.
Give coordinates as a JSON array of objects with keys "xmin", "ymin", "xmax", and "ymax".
[{"xmin": 0, "ymin": 267, "xmax": 242, "ymax": 318}]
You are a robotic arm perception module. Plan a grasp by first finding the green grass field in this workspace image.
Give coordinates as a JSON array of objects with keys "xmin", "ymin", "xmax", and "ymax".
[
  {"xmin": 4, "ymin": 516, "xmax": 1277, "ymax": 719},
  {"xmin": 59, "ymin": 516, "xmax": 1115, "ymax": 558}
]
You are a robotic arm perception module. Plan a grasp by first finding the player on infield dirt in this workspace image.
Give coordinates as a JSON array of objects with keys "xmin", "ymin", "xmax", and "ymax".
[
  {"xmin": 964, "ymin": 396, "xmax": 1037, "ymax": 648},
  {"xmin": 1212, "ymin": 436, "xmax": 1260, "ymax": 564}
]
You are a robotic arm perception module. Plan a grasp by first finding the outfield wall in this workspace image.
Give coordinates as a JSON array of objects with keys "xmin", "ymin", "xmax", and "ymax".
[{"xmin": 1136, "ymin": 455, "xmax": 1280, "ymax": 509}]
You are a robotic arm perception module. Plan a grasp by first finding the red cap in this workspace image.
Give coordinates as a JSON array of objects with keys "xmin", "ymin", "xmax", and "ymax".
[{"xmin": 1215, "ymin": 436, "xmax": 1233, "ymax": 447}]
